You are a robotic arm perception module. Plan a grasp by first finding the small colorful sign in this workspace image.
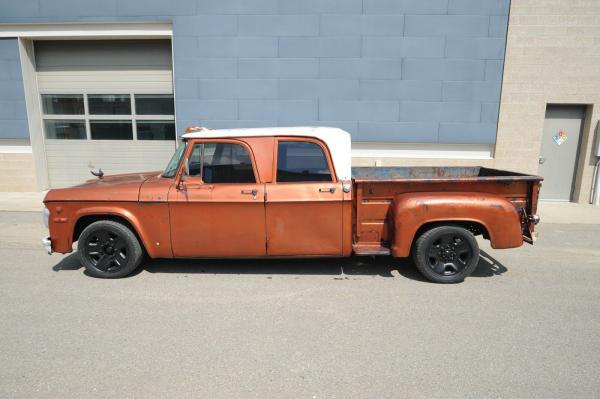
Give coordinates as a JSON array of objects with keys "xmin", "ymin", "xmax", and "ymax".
[{"xmin": 552, "ymin": 129, "xmax": 568, "ymax": 146}]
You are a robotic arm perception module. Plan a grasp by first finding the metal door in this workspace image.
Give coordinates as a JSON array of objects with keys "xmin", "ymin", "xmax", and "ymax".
[
  {"xmin": 265, "ymin": 138, "xmax": 344, "ymax": 256},
  {"xmin": 539, "ymin": 105, "xmax": 586, "ymax": 200},
  {"xmin": 168, "ymin": 140, "xmax": 267, "ymax": 257}
]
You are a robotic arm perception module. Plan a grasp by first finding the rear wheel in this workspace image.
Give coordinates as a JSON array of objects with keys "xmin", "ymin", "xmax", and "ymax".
[
  {"xmin": 78, "ymin": 220, "xmax": 143, "ymax": 278},
  {"xmin": 412, "ymin": 225, "xmax": 479, "ymax": 284}
]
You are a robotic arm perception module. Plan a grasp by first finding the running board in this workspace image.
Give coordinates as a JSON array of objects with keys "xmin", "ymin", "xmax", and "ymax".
[{"xmin": 352, "ymin": 244, "xmax": 391, "ymax": 256}]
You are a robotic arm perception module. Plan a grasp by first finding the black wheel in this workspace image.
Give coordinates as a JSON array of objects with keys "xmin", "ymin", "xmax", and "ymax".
[
  {"xmin": 78, "ymin": 220, "xmax": 144, "ymax": 278},
  {"xmin": 412, "ymin": 225, "xmax": 480, "ymax": 284}
]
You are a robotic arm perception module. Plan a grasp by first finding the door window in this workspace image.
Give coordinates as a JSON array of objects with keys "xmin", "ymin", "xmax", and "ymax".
[
  {"xmin": 276, "ymin": 141, "xmax": 332, "ymax": 182},
  {"xmin": 189, "ymin": 142, "xmax": 256, "ymax": 183}
]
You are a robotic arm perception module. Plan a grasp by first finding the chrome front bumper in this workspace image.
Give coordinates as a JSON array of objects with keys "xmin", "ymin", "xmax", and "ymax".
[{"xmin": 42, "ymin": 236, "xmax": 52, "ymax": 255}]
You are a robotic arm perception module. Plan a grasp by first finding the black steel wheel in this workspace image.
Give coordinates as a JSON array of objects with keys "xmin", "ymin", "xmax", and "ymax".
[
  {"xmin": 412, "ymin": 225, "xmax": 480, "ymax": 284},
  {"xmin": 78, "ymin": 220, "xmax": 143, "ymax": 278}
]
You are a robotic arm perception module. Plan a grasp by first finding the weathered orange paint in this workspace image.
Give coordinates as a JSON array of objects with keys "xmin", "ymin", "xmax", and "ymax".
[
  {"xmin": 45, "ymin": 201, "xmax": 172, "ymax": 258},
  {"xmin": 390, "ymin": 192, "xmax": 523, "ymax": 257},
  {"xmin": 45, "ymin": 171, "xmax": 159, "ymax": 202},
  {"xmin": 352, "ymin": 177, "xmax": 541, "ymax": 255},
  {"xmin": 168, "ymin": 181, "xmax": 267, "ymax": 257},
  {"xmin": 265, "ymin": 182, "xmax": 345, "ymax": 256},
  {"xmin": 43, "ymin": 134, "xmax": 541, "ymax": 262}
]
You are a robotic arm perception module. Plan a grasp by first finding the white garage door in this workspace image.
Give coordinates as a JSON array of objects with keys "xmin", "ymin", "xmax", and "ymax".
[{"xmin": 35, "ymin": 39, "xmax": 176, "ymax": 188}]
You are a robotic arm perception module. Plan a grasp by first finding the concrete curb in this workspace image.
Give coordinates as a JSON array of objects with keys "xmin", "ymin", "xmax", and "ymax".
[{"xmin": 537, "ymin": 201, "xmax": 600, "ymax": 225}]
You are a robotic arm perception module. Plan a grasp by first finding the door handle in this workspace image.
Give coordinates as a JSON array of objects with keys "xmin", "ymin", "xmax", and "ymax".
[
  {"xmin": 539, "ymin": 156, "xmax": 546, "ymax": 164},
  {"xmin": 319, "ymin": 187, "xmax": 336, "ymax": 193},
  {"xmin": 241, "ymin": 189, "xmax": 258, "ymax": 199}
]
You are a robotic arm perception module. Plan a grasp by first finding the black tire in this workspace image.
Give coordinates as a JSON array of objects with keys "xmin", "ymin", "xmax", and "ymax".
[
  {"xmin": 78, "ymin": 220, "xmax": 144, "ymax": 278},
  {"xmin": 411, "ymin": 225, "xmax": 480, "ymax": 284}
]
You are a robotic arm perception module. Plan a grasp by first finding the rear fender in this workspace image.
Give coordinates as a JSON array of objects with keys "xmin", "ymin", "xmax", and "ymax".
[{"xmin": 391, "ymin": 192, "xmax": 523, "ymax": 257}]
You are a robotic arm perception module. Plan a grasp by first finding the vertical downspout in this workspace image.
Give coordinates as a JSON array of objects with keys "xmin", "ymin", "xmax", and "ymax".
[{"xmin": 591, "ymin": 159, "xmax": 600, "ymax": 205}]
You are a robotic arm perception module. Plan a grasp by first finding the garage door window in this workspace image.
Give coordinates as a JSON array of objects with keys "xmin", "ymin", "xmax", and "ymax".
[
  {"xmin": 43, "ymin": 120, "xmax": 86, "ymax": 140},
  {"xmin": 88, "ymin": 94, "xmax": 131, "ymax": 115},
  {"xmin": 41, "ymin": 93, "xmax": 175, "ymax": 141}
]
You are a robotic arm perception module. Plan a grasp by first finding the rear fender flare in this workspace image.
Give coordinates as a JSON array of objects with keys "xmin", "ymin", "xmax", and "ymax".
[{"xmin": 390, "ymin": 192, "xmax": 523, "ymax": 257}]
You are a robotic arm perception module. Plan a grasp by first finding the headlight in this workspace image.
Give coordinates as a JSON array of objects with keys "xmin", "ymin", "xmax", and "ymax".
[{"xmin": 43, "ymin": 207, "xmax": 50, "ymax": 228}]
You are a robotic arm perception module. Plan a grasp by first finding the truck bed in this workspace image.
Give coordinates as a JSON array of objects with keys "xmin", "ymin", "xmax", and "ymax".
[
  {"xmin": 351, "ymin": 167, "xmax": 542, "ymax": 256},
  {"xmin": 352, "ymin": 166, "xmax": 539, "ymax": 182}
]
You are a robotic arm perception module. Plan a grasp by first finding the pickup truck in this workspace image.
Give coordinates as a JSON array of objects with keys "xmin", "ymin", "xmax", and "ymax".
[{"xmin": 43, "ymin": 127, "xmax": 542, "ymax": 283}]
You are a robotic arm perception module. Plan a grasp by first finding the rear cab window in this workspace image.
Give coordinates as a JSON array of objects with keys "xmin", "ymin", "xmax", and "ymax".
[{"xmin": 276, "ymin": 140, "xmax": 333, "ymax": 182}]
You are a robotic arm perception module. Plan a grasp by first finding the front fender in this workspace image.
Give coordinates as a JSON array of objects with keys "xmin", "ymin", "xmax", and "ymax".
[
  {"xmin": 391, "ymin": 192, "xmax": 523, "ymax": 257},
  {"xmin": 46, "ymin": 202, "xmax": 171, "ymax": 258}
]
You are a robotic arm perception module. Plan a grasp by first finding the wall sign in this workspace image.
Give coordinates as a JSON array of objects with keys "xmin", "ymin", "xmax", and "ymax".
[{"xmin": 552, "ymin": 129, "xmax": 568, "ymax": 145}]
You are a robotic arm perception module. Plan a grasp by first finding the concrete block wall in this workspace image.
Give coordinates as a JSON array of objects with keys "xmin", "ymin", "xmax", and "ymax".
[
  {"xmin": 494, "ymin": 0, "xmax": 600, "ymax": 203},
  {"xmin": 0, "ymin": 153, "xmax": 37, "ymax": 191},
  {"xmin": 0, "ymin": 0, "xmax": 509, "ymax": 145}
]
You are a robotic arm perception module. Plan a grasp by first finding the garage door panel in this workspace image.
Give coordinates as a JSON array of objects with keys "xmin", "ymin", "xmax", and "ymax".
[
  {"xmin": 37, "ymin": 71, "xmax": 173, "ymax": 93},
  {"xmin": 44, "ymin": 141, "xmax": 175, "ymax": 188},
  {"xmin": 35, "ymin": 39, "xmax": 175, "ymax": 188},
  {"xmin": 35, "ymin": 40, "xmax": 172, "ymax": 69}
]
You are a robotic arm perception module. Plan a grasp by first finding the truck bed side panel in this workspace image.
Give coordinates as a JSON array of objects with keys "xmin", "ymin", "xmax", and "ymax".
[{"xmin": 353, "ymin": 177, "xmax": 541, "ymax": 256}]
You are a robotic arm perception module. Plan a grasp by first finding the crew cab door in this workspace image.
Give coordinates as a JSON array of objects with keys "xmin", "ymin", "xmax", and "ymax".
[
  {"xmin": 168, "ymin": 139, "xmax": 266, "ymax": 257},
  {"xmin": 265, "ymin": 138, "xmax": 344, "ymax": 256}
]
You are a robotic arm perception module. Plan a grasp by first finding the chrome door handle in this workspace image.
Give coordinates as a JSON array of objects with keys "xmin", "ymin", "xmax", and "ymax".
[
  {"xmin": 539, "ymin": 156, "xmax": 546, "ymax": 164},
  {"xmin": 241, "ymin": 189, "xmax": 258, "ymax": 199},
  {"xmin": 319, "ymin": 187, "xmax": 336, "ymax": 193},
  {"xmin": 241, "ymin": 189, "xmax": 258, "ymax": 196}
]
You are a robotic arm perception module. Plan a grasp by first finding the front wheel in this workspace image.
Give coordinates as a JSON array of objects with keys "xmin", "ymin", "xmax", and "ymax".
[
  {"xmin": 78, "ymin": 220, "xmax": 144, "ymax": 278},
  {"xmin": 411, "ymin": 225, "xmax": 480, "ymax": 284}
]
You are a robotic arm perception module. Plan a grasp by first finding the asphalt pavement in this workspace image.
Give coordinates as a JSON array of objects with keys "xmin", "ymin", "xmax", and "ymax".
[{"xmin": 0, "ymin": 210, "xmax": 599, "ymax": 398}]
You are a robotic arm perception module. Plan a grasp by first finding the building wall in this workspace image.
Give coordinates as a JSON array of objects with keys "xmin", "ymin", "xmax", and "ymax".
[
  {"xmin": 0, "ymin": 38, "xmax": 28, "ymax": 139},
  {"xmin": 0, "ymin": 0, "xmax": 509, "ymax": 146},
  {"xmin": 0, "ymin": 38, "xmax": 35, "ymax": 191},
  {"xmin": 494, "ymin": 0, "xmax": 600, "ymax": 203},
  {"xmin": 0, "ymin": 150, "xmax": 36, "ymax": 191}
]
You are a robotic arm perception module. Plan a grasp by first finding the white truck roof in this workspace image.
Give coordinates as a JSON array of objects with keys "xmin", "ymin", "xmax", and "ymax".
[{"xmin": 181, "ymin": 126, "xmax": 352, "ymax": 181}]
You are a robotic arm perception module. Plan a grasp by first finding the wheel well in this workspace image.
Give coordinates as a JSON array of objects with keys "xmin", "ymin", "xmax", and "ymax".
[
  {"xmin": 73, "ymin": 215, "xmax": 145, "ymax": 249},
  {"xmin": 414, "ymin": 221, "xmax": 490, "ymax": 241}
]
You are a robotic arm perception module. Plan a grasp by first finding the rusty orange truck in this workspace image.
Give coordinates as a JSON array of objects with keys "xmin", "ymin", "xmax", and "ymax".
[{"xmin": 43, "ymin": 127, "xmax": 542, "ymax": 283}]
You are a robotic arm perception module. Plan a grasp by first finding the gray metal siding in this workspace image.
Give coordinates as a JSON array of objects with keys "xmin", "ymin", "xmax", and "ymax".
[
  {"xmin": 0, "ymin": 0, "xmax": 510, "ymax": 145},
  {"xmin": 0, "ymin": 39, "xmax": 28, "ymax": 140}
]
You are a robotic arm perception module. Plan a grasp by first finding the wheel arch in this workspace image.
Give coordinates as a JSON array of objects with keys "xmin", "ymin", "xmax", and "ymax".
[
  {"xmin": 72, "ymin": 209, "xmax": 149, "ymax": 255},
  {"xmin": 414, "ymin": 220, "xmax": 490, "ymax": 241}
]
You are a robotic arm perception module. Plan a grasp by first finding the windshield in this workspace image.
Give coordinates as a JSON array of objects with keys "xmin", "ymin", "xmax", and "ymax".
[{"xmin": 162, "ymin": 141, "xmax": 187, "ymax": 178}]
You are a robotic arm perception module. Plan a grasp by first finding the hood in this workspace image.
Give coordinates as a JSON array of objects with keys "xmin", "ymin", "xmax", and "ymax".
[{"xmin": 44, "ymin": 171, "xmax": 161, "ymax": 203}]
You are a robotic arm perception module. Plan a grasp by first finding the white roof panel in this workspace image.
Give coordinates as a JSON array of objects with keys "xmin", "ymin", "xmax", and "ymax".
[{"xmin": 182, "ymin": 126, "xmax": 352, "ymax": 180}]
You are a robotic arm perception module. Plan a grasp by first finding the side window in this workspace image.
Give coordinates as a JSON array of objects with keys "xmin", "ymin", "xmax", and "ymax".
[
  {"xmin": 276, "ymin": 141, "xmax": 333, "ymax": 182},
  {"xmin": 188, "ymin": 144, "xmax": 202, "ymax": 176},
  {"xmin": 196, "ymin": 142, "xmax": 255, "ymax": 183}
]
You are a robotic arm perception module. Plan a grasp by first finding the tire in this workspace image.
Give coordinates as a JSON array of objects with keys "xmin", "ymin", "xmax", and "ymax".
[
  {"xmin": 411, "ymin": 225, "xmax": 480, "ymax": 284},
  {"xmin": 78, "ymin": 220, "xmax": 144, "ymax": 278}
]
